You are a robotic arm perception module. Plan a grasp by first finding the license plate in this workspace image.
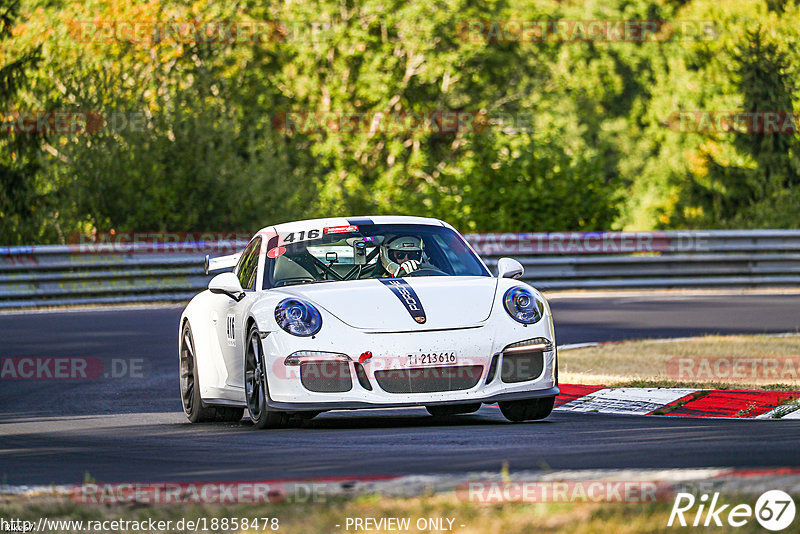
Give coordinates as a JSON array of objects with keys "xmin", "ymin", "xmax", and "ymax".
[{"xmin": 406, "ymin": 351, "xmax": 459, "ymax": 367}]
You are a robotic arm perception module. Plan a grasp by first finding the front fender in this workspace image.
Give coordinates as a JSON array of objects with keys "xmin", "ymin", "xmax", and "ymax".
[{"xmin": 180, "ymin": 291, "xmax": 230, "ymax": 399}]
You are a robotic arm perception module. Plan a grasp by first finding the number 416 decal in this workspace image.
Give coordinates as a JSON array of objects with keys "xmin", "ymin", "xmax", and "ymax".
[
  {"xmin": 282, "ymin": 229, "xmax": 320, "ymax": 243},
  {"xmin": 226, "ymin": 314, "xmax": 236, "ymax": 347}
]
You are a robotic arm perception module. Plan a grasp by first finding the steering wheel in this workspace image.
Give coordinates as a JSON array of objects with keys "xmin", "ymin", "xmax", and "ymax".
[{"xmin": 405, "ymin": 267, "xmax": 448, "ymax": 277}]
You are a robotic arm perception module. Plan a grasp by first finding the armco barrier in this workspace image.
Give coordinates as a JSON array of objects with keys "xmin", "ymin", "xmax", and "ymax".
[
  {"xmin": 468, "ymin": 229, "xmax": 800, "ymax": 290},
  {"xmin": 0, "ymin": 241, "xmax": 246, "ymax": 309},
  {"xmin": 1, "ymin": 230, "xmax": 799, "ymax": 308}
]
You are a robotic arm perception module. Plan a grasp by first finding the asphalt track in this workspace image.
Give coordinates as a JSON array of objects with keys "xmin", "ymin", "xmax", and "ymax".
[{"xmin": 1, "ymin": 292, "xmax": 799, "ymax": 486}]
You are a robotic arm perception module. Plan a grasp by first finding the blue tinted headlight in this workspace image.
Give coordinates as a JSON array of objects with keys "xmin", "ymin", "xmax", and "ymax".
[
  {"xmin": 503, "ymin": 287, "xmax": 543, "ymax": 324},
  {"xmin": 275, "ymin": 298, "xmax": 323, "ymax": 336}
]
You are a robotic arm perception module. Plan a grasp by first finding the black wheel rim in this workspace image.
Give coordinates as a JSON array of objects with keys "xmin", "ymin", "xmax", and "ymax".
[
  {"xmin": 180, "ymin": 328, "xmax": 195, "ymax": 414},
  {"xmin": 245, "ymin": 332, "xmax": 265, "ymax": 421}
]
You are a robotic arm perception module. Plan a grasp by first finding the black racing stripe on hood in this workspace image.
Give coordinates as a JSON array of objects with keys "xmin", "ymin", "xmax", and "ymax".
[
  {"xmin": 347, "ymin": 217, "xmax": 374, "ymax": 225},
  {"xmin": 378, "ymin": 278, "xmax": 426, "ymax": 324}
]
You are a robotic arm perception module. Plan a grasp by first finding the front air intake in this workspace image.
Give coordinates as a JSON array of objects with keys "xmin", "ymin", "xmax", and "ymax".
[
  {"xmin": 499, "ymin": 338, "xmax": 551, "ymax": 383},
  {"xmin": 374, "ymin": 365, "xmax": 483, "ymax": 393},
  {"xmin": 300, "ymin": 361, "xmax": 353, "ymax": 393},
  {"xmin": 501, "ymin": 350, "xmax": 544, "ymax": 383}
]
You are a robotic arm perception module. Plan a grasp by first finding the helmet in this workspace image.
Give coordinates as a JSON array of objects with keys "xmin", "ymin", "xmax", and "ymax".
[{"xmin": 380, "ymin": 236, "xmax": 423, "ymax": 276}]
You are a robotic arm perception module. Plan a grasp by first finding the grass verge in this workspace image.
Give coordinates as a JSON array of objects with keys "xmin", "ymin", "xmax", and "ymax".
[{"xmin": 559, "ymin": 334, "xmax": 800, "ymax": 390}]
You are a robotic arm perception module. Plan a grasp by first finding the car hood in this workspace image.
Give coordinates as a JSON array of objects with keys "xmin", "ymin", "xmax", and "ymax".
[{"xmin": 275, "ymin": 276, "xmax": 498, "ymax": 331}]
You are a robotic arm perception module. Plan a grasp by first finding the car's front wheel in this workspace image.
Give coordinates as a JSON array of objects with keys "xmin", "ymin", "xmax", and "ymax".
[
  {"xmin": 245, "ymin": 324, "xmax": 289, "ymax": 429},
  {"xmin": 499, "ymin": 396, "xmax": 555, "ymax": 422},
  {"xmin": 180, "ymin": 322, "xmax": 243, "ymax": 423}
]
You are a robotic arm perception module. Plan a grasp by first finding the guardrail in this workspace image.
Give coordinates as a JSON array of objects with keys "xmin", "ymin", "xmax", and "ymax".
[
  {"xmin": 0, "ymin": 242, "xmax": 245, "ymax": 309},
  {"xmin": 467, "ymin": 230, "xmax": 800, "ymax": 290},
  {"xmin": 1, "ymin": 230, "xmax": 799, "ymax": 308}
]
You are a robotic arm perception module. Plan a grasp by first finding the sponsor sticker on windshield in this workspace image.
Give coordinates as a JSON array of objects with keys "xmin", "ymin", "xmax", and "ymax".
[{"xmin": 323, "ymin": 225, "xmax": 359, "ymax": 235}]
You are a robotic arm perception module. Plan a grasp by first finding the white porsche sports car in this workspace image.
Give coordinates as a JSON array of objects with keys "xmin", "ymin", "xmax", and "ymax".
[{"xmin": 179, "ymin": 216, "xmax": 558, "ymax": 428}]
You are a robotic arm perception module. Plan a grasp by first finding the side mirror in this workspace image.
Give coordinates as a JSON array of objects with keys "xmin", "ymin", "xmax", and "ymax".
[
  {"xmin": 497, "ymin": 257, "xmax": 524, "ymax": 279},
  {"xmin": 209, "ymin": 272, "xmax": 245, "ymax": 302}
]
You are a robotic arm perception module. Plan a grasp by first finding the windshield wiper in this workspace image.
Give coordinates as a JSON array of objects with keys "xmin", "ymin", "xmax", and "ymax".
[{"xmin": 289, "ymin": 279, "xmax": 336, "ymax": 286}]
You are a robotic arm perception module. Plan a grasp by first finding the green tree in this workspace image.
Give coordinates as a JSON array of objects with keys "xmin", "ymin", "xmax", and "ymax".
[
  {"xmin": 674, "ymin": 27, "xmax": 800, "ymax": 227},
  {"xmin": 0, "ymin": 0, "xmax": 43, "ymax": 244}
]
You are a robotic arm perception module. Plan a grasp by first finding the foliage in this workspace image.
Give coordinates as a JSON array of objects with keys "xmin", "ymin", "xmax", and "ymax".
[
  {"xmin": 2, "ymin": 0, "xmax": 800, "ymax": 243},
  {"xmin": 0, "ymin": 0, "xmax": 44, "ymax": 243}
]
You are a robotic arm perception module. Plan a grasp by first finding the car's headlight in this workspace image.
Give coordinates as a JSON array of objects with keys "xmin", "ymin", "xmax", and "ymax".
[
  {"xmin": 275, "ymin": 298, "xmax": 323, "ymax": 336},
  {"xmin": 503, "ymin": 287, "xmax": 544, "ymax": 324}
]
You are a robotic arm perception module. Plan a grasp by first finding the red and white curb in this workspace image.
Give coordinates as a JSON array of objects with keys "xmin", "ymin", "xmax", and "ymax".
[
  {"xmin": 555, "ymin": 334, "xmax": 800, "ymax": 419},
  {"xmin": 555, "ymin": 384, "xmax": 800, "ymax": 419}
]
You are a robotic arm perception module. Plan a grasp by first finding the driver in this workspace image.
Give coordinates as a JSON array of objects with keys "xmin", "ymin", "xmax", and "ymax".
[{"xmin": 379, "ymin": 236, "xmax": 426, "ymax": 277}]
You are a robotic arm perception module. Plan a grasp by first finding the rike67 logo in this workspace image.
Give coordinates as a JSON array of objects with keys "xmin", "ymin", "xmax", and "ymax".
[{"xmin": 668, "ymin": 490, "xmax": 796, "ymax": 531}]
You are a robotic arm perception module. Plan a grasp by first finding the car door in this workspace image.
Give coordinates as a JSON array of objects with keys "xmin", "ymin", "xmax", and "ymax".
[{"xmin": 218, "ymin": 237, "xmax": 261, "ymax": 389}]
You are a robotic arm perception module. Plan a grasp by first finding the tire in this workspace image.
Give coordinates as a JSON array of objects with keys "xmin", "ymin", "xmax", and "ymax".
[
  {"xmin": 499, "ymin": 396, "xmax": 555, "ymax": 422},
  {"xmin": 245, "ymin": 324, "xmax": 289, "ymax": 429},
  {"xmin": 180, "ymin": 323, "xmax": 244, "ymax": 423},
  {"xmin": 426, "ymin": 403, "xmax": 481, "ymax": 417}
]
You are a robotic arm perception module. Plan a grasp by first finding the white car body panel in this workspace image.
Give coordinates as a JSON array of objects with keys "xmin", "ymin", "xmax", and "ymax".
[
  {"xmin": 276, "ymin": 277, "xmax": 497, "ymax": 331},
  {"xmin": 180, "ymin": 216, "xmax": 558, "ymax": 411}
]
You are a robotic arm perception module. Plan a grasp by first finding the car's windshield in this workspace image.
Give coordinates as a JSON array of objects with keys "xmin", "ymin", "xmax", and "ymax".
[{"xmin": 263, "ymin": 224, "xmax": 489, "ymax": 288}]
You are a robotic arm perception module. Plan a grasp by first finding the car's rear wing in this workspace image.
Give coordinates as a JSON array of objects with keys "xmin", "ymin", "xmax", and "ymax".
[{"xmin": 204, "ymin": 252, "xmax": 241, "ymax": 275}]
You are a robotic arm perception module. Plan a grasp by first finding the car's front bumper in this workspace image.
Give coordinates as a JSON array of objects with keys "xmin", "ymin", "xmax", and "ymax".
[
  {"xmin": 260, "ymin": 319, "xmax": 557, "ymax": 411},
  {"xmin": 266, "ymin": 386, "xmax": 560, "ymax": 411}
]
